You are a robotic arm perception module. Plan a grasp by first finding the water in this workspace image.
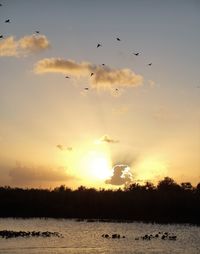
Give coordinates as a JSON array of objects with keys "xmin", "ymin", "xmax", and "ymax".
[{"xmin": 0, "ymin": 218, "xmax": 199, "ymax": 254}]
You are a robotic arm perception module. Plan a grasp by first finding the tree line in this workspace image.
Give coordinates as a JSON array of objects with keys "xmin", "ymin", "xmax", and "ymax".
[{"xmin": 0, "ymin": 177, "xmax": 200, "ymax": 225}]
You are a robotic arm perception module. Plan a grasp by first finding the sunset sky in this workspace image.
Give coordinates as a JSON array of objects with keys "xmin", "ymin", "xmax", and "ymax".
[{"xmin": 0, "ymin": 0, "xmax": 200, "ymax": 189}]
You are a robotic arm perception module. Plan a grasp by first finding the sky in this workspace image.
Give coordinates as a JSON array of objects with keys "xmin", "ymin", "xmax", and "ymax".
[{"xmin": 0, "ymin": 0, "xmax": 200, "ymax": 189}]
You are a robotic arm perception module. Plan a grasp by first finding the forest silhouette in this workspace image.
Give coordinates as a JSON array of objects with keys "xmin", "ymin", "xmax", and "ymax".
[{"xmin": 0, "ymin": 177, "xmax": 200, "ymax": 225}]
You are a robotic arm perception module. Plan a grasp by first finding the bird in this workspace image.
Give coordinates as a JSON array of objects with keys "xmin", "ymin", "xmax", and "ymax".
[
  {"xmin": 90, "ymin": 73, "xmax": 94, "ymax": 77},
  {"xmin": 116, "ymin": 37, "xmax": 121, "ymax": 41},
  {"xmin": 0, "ymin": 35, "xmax": 3, "ymax": 39},
  {"xmin": 102, "ymin": 64, "xmax": 105, "ymax": 66},
  {"xmin": 148, "ymin": 63, "xmax": 152, "ymax": 66},
  {"xmin": 133, "ymin": 52, "xmax": 140, "ymax": 56},
  {"xmin": 84, "ymin": 87, "xmax": 89, "ymax": 90},
  {"xmin": 5, "ymin": 19, "xmax": 10, "ymax": 23},
  {"xmin": 115, "ymin": 88, "xmax": 119, "ymax": 92},
  {"xmin": 97, "ymin": 43, "xmax": 102, "ymax": 48},
  {"xmin": 35, "ymin": 31, "xmax": 40, "ymax": 34},
  {"xmin": 0, "ymin": 3, "xmax": 2, "ymax": 6},
  {"xmin": 65, "ymin": 76, "xmax": 70, "ymax": 79}
]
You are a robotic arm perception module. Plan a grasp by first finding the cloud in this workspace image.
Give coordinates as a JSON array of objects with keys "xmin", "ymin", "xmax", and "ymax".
[
  {"xmin": 99, "ymin": 135, "xmax": 119, "ymax": 144},
  {"xmin": 9, "ymin": 162, "xmax": 75, "ymax": 185},
  {"xmin": 92, "ymin": 67, "xmax": 143, "ymax": 90},
  {"xmin": 34, "ymin": 58, "xmax": 143, "ymax": 91},
  {"xmin": 56, "ymin": 144, "xmax": 72, "ymax": 151},
  {"xmin": 35, "ymin": 58, "xmax": 91, "ymax": 76},
  {"xmin": 0, "ymin": 35, "xmax": 50, "ymax": 57},
  {"xmin": 105, "ymin": 164, "xmax": 133, "ymax": 186},
  {"xmin": 0, "ymin": 37, "xmax": 17, "ymax": 56},
  {"xmin": 18, "ymin": 35, "xmax": 50, "ymax": 53}
]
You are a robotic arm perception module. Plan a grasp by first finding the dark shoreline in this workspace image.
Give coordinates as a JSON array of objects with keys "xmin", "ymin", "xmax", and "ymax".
[
  {"xmin": 0, "ymin": 217, "xmax": 200, "ymax": 226},
  {"xmin": 2, "ymin": 218, "xmax": 198, "ymax": 226}
]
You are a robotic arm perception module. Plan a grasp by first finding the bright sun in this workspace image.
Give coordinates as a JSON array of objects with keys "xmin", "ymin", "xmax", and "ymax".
[
  {"xmin": 58, "ymin": 143, "xmax": 113, "ymax": 185},
  {"xmin": 82, "ymin": 151, "xmax": 112, "ymax": 180}
]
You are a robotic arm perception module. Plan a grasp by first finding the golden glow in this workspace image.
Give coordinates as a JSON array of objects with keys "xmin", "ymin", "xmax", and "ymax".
[
  {"xmin": 135, "ymin": 156, "xmax": 168, "ymax": 183},
  {"xmin": 58, "ymin": 142, "xmax": 113, "ymax": 185},
  {"xmin": 81, "ymin": 151, "xmax": 112, "ymax": 180}
]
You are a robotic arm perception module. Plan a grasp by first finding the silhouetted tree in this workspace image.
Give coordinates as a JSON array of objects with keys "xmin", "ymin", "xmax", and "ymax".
[
  {"xmin": 157, "ymin": 177, "xmax": 180, "ymax": 191},
  {"xmin": 0, "ymin": 177, "xmax": 199, "ymax": 224},
  {"xmin": 181, "ymin": 182, "xmax": 193, "ymax": 191}
]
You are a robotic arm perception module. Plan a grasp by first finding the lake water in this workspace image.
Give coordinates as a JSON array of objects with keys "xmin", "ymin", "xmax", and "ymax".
[{"xmin": 0, "ymin": 218, "xmax": 199, "ymax": 254}]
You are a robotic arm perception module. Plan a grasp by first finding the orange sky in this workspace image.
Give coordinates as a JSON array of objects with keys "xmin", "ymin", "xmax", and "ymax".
[{"xmin": 0, "ymin": 0, "xmax": 200, "ymax": 188}]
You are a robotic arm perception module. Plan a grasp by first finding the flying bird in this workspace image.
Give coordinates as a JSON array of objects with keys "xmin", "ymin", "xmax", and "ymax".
[
  {"xmin": 0, "ymin": 35, "xmax": 3, "ymax": 39},
  {"xmin": 35, "ymin": 31, "xmax": 40, "ymax": 34},
  {"xmin": 115, "ymin": 88, "xmax": 119, "ymax": 92},
  {"xmin": 90, "ymin": 72, "xmax": 94, "ymax": 77},
  {"xmin": 102, "ymin": 64, "xmax": 105, "ymax": 66},
  {"xmin": 0, "ymin": 3, "xmax": 2, "ymax": 6},
  {"xmin": 97, "ymin": 43, "xmax": 102, "ymax": 48},
  {"xmin": 5, "ymin": 19, "xmax": 10, "ymax": 23},
  {"xmin": 133, "ymin": 53, "xmax": 140, "ymax": 56},
  {"xmin": 84, "ymin": 87, "xmax": 89, "ymax": 90},
  {"xmin": 148, "ymin": 63, "xmax": 152, "ymax": 66},
  {"xmin": 116, "ymin": 37, "xmax": 121, "ymax": 41},
  {"xmin": 65, "ymin": 76, "xmax": 70, "ymax": 79}
]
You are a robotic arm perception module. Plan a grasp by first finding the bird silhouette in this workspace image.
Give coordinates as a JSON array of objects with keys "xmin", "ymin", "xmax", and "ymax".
[
  {"xmin": 0, "ymin": 3, "xmax": 2, "ymax": 6},
  {"xmin": 97, "ymin": 43, "xmax": 102, "ymax": 48},
  {"xmin": 116, "ymin": 37, "xmax": 121, "ymax": 41},
  {"xmin": 84, "ymin": 87, "xmax": 89, "ymax": 90},
  {"xmin": 90, "ymin": 73, "xmax": 94, "ymax": 77},
  {"xmin": 102, "ymin": 64, "xmax": 105, "ymax": 66},
  {"xmin": 115, "ymin": 88, "xmax": 119, "ymax": 91},
  {"xmin": 65, "ymin": 76, "xmax": 70, "ymax": 79},
  {"xmin": 5, "ymin": 19, "xmax": 10, "ymax": 23},
  {"xmin": 0, "ymin": 35, "xmax": 3, "ymax": 39},
  {"xmin": 133, "ymin": 53, "xmax": 140, "ymax": 56},
  {"xmin": 148, "ymin": 63, "xmax": 152, "ymax": 66},
  {"xmin": 35, "ymin": 31, "xmax": 40, "ymax": 34}
]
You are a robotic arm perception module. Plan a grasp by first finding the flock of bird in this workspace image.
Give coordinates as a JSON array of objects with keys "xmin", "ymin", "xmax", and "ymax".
[
  {"xmin": 0, "ymin": 3, "xmax": 153, "ymax": 93},
  {"xmin": 65, "ymin": 36, "xmax": 152, "ymax": 92}
]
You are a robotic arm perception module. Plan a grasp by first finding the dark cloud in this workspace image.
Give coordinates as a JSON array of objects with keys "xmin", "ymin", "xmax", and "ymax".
[
  {"xmin": 9, "ymin": 162, "xmax": 75, "ymax": 186},
  {"xmin": 105, "ymin": 164, "xmax": 133, "ymax": 186}
]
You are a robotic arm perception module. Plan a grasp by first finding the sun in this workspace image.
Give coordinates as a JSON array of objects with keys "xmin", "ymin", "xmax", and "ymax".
[
  {"xmin": 82, "ymin": 151, "xmax": 112, "ymax": 180},
  {"xmin": 57, "ymin": 142, "xmax": 113, "ymax": 186}
]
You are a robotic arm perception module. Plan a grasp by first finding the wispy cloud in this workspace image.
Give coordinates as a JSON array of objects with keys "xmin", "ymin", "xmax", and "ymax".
[
  {"xmin": 35, "ymin": 58, "xmax": 91, "ymax": 75},
  {"xmin": 105, "ymin": 164, "xmax": 133, "ymax": 186},
  {"xmin": 0, "ymin": 35, "xmax": 50, "ymax": 57},
  {"xmin": 98, "ymin": 135, "xmax": 119, "ymax": 144},
  {"xmin": 34, "ymin": 58, "xmax": 143, "ymax": 91},
  {"xmin": 56, "ymin": 144, "xmax": 72, "ymax": 151}
]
